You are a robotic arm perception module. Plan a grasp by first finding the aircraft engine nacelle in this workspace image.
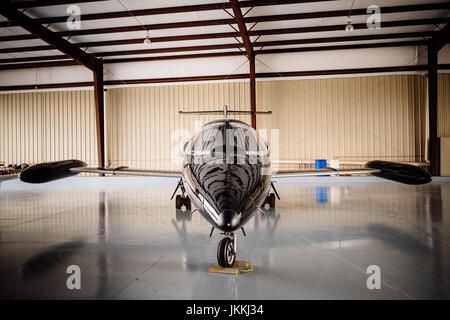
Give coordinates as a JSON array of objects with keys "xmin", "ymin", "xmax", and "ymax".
[
  {"xmin": 365, "ymin": 160, "xmax": 432, "ymax": 185},
  {"xmin": 19, "ymin": 159, "xmax": 87, "ymax": 183}
]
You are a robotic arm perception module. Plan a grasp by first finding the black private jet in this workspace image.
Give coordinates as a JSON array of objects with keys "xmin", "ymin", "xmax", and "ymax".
[{"xmin": 18, "ymin": 106, "xmax": 432, "ymax": 267}]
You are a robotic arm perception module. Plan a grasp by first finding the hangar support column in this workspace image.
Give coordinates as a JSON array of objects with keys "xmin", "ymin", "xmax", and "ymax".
[
  {"xmin": 230, "ymin": 0, "xmax": 256, "ymax": 129},
  {"xmin": 94, "ymin": 63, "xmax": 105, "ymax": 169},
  {"xmin": 428, "ymin": 23, "xmax": 450, "ymax": 176},
  {"xmin": 249, "ymin": 52, "xmax": 256, "ymax": 129},
  {"xmin": 428, "ymin": 39, "xmax": 439, "ymax": 176}
]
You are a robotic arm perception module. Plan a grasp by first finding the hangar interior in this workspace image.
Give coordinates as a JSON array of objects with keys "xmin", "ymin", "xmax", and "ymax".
[{"xmin": 0, "ymin": 0, "xmax": 450, "ymax": 299}]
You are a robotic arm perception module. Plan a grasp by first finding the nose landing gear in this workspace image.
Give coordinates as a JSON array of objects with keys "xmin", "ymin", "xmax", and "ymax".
[
  {"xmin": 210, "ymin": 232, "xmax": 252, "ymax": 274},
  {"xmin": 217, "ymin": 233, "xmax": 236, "ymax": 268}
]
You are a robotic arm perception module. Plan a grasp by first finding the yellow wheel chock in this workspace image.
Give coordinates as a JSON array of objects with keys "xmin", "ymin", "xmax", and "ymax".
[{"xmin": 208, "ymin": 260, "xmax": 253, "ymax": 275}]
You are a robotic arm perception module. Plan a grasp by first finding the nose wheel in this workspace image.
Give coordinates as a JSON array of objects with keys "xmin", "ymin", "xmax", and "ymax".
[{"xmin": 217, "ymin": 234, "xmax": 236, "ymax": 268}]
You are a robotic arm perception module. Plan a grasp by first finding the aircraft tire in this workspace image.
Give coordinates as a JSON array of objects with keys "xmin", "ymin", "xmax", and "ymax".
[
  {"xmin": 269, "ymin": 193, "xmax": 276, "ymax": 208},
  {"xmin": 175, "ymin": 195, "xmax": 182, "ymax": 209},
  {"xmin": 217, "ymin": 237, "xmax": 235, "ymax": 268},
  {"xmin": 184, "ymin": 196, "xmax": 191, "ymax": 210}
]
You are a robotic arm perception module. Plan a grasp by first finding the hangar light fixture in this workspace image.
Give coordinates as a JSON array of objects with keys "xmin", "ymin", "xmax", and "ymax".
[
  {"xmin": 143, "ymin": 32, "xmax": 151, "ymax": 46},
  {"xmin": 144, "ymin": 31, "xmax": 152, "ymax": 46},
  {"xmin": 345, "ymin": 0, "xmax": 355, "ymax": 32},
  {"xmin": 345, "ymin": 18, "xmax": 354, "ymax": 32}
]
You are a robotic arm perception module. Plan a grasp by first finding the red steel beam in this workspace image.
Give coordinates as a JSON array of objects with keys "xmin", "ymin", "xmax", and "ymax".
[
  {"xmin": 1, "ymin": 3, "xmax": 448, "ymax": 42},
  {"xmin": 427, "ymin": 23, "xmax": 450, "ymax": 175},
  {"xmin": 0, "ymin": 27, "xmax": 436, "ymax": 55},
  {"xmin": 0, "ymin": 0, "xmax": 337, "ymax": 28},
  {"xmin": 0, "ymin": 31, "xmax": 434, "ymax": 65},
  {"xmin": 11, "ymin": 0, "xmax": 109, "ymax": 8},
  {"xmin": 93, "ymin": 62, "xmax": 105, "ymax": 169},
  {"xmin": 230, "ymin": 0, "xmax": 254, "ymax": 59},
  {"xmin": 427, "ymin": 22, "xmax": 450, "ymax": 175},
  {"xmin": 436, "ymin": 23, "xmax": 450, "ymax": 51},
  {"xmin": 428, "ymin": 39, "xmax": 439, "ymax": 176},
  {"xmin": 230, "ymin": 0, "xmax": 256, "ymax": 128},
  {"xmin": 0, "ymin": 2, "xmax": 100, "ymax": 71}
]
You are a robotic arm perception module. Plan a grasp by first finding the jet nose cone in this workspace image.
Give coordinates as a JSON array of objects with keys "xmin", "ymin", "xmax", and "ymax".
[{"xmin": 217, "ymin": 209, "xmax": 240, "ymax": 232}]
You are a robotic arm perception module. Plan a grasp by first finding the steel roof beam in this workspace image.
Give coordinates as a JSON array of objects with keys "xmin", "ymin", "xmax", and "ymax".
[
  {"xmin": 0, "ymin": 2, "xmax": 100, "ymax": 71},
  {"xmin": 230, "ymin": 0, "xmax": 254, "ymax": 60},
  {"xmin": 230, "ymin": 0, "xmax": 255, "ymax": 128},
  {"xmin": 427, "ymin": 22, "xmax": 450, "ymax": 176},
  {"xmin": 10, "ymin": 0, "xmax": 108, "ymax": 8},
  {"xmin": 435, "ymin": 23, "xmax": 450, "ymax": 51},
  {"xmin": 0, "ymin": 0, "xmax": 337, "ymax": 28},
  {"xmin": 0, "ymin": 27, "xmax": 436, "ymax": 54},
  {"xmin": 1, "ymin": 3, "xmax": 448, "ymax": 41}
]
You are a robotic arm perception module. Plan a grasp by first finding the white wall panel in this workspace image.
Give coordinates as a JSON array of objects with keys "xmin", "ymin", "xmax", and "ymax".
[
  {"xmin": 0, "ymin": 90, "xmax": 98, "ymax": 166},
  {"xmin": 257, "ymin": 75, "xmax": 428, "ymax": 168},
  {"xmin": 106, "ymin": 82, "xmax": 251, "ymax": 171},
  {"xmin": 0, "ymin": 65, "xmax": 92, "ymax": 87},
  {"xmin": 438, "ymin": 74, "xmax": 450, "ymax": 137},
  {"xmin": 1, "ymin": 45, "xmax": 447, "ymax": 88}
]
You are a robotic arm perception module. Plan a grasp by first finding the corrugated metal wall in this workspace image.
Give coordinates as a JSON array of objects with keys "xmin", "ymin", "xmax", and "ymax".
[
  {"xmin": 257, "ymin": 75, "xmax": 428, "ymax": 169},
  {"xmin": 439, "ymin": 73, "xmax": 450, "ymax": 137},
  {"xmin": 106, "ymin": 83, "xmax": 251, "ymax": 171},
  {"xmin": 106, "ymin": 75, "xmax": 429, "ymax": 171},
  {"xmin": 0, "ymin": 90, "xmax": 98, "ymax": 167},
  {"xmin": 1, "ymin": 74, "xmax": 448, "ymax": 171}
]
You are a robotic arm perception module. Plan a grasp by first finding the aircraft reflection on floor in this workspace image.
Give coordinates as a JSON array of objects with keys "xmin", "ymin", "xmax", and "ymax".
[
  {"xmin": 0, "ymin": 174, "xmax": 18, "ymax": 190},
  {"xmin": 20, "ymin": 240, "xmax": 86, "ymax": 280},
  {"xmin": 252, "ymin": 207, "xmax": 280, "ymax": 240},
  {"xmin": 0, "ymin": 177, "xmax": 449, "ymax": 299},
  {"xmin": 171, "ymin": 206, "xmax": 281, "ymax": 275},
  {"xmin": 316, "ymin": 186, "xmax": 328, "ymax": 204},
  {"xmin": 18, "ymin": 192, "xmax": 110, "ymax": 299}
]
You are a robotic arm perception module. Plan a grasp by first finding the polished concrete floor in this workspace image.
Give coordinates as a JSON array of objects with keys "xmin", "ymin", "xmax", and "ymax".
[{"xmin": 0, "ymin": 176, "xmax": 449, "ymax": 299}]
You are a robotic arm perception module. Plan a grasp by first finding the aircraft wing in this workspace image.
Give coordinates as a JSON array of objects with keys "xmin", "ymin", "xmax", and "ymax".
[
  {"xmin": 273, "ymin": 168, "xmax": 380, "ymax": 178},
  {"xmin": 0, "ymin": 174, "xmax": 19, "ymax": 182},
  {"xmin": 16, "ymin": 159, "xmax": 432, "ymax": 185},
  {"xmin": 272, "ymin": 160, "xmax": 432, "ymax": 185},
  {"xmin": 18, "ymin": 160, "xmax": 181, "ymax": 184},
  {"xmin": 69, "ymin": 167, "xmax": 181, "ymax": 178}
]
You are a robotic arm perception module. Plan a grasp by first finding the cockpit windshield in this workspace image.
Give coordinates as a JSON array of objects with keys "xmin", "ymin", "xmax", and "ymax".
[{"xmin": 185, "ymin": 120, "xmax": 268, "ymax": 165}]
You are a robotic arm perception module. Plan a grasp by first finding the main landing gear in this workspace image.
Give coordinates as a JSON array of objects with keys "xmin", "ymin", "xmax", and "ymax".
[
  {"xmin": 175, "ymin": 194, "xmax": 191, "ymax": 210},
  {"xmin": 171, "ymin": 178, "xmax": 191, "ymax": 210},
  {"xmin": 263, "ymin": 193, "xmax": 276, "ymax": 208},
  {"xmin": 217, "ymin": 233, "xmax": 236, "ymax": 268},
  {"xmin": 262, "ymin": 182, "xmax": 281, "ymax": 208}
]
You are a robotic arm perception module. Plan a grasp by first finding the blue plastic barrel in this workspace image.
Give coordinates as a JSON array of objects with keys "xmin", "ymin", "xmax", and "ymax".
[
  {"xmin": 315, "ymin": 159, "xmax": 327, "ymax": 177},
  {"xmin": 315, "ymin": 159, "xmax": 327, "ymax": 169}
]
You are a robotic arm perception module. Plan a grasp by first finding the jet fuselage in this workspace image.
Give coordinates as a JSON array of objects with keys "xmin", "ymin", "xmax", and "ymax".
[{"xmin": 181, "ymin": 119, "xmax": 271, "ymax": 232}]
